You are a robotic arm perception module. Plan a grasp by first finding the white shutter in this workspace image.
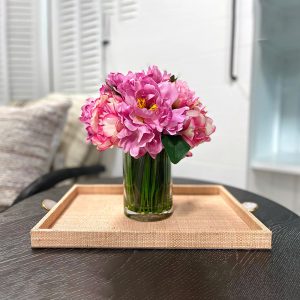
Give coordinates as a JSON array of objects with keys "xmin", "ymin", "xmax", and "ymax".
[
  {"xmin": 6, "ymin": 0, "xmax": 35, "ymax": 100},
  {"xmin": 0, "ymin": 0, "xmax": 9, "ymax": 104},
  {"xmin": 2, "ymin": 0, "xmax": 49, "ymax": 102},
  {"xmin": 51, "ymin": 0, "xmax": 102, "ymax": 93}
]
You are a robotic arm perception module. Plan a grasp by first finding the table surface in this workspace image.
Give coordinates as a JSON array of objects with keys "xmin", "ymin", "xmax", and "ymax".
[{"xmin": 0, "ymin": 177, "xmax": 300, "ymax": 300}]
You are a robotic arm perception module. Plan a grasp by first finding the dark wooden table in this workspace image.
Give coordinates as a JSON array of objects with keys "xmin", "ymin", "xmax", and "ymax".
[{"xmin": 1, "ymin": 178, "xmax": 300, "ymax": 300}]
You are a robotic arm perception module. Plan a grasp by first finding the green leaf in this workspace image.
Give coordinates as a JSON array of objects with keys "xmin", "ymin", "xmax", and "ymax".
[
  {"xmin": 169, "ymin": 75, "xmax": 177, "ymax": 82},
  {"xmin": 162, "ymin": 135, "xmax": 190, "ymax": 164}
]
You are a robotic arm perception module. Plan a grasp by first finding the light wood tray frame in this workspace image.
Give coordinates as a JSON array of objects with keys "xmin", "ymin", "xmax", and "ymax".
[{"xmin": 31, "ymin": 184, "xmax": 272, "ymax": 249}]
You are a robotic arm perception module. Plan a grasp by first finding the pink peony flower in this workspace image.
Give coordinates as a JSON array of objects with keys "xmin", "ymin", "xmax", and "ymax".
[
  {"xmin": 79, "ymin": 97, "xmax": 97, "ymax": 141},
  {"xmin": 146, "ymin": 65, "xmax": 171, "ymax": 83},
  {"xmin": 158, "ymin": 81, "xmax": 178, "ymax": 106},
  {"xmin": 163, "ymin": 106, "xmax": 188, "ymax": 135},
  {"xmin": 80, "ymin": 94, "xmax": 122, "ymax": 151},
  {"xmin": 173, "ymin": 80, "xmax": 199, "ymax": 109},
  {"xmin": 181, "ymin": 107, "xmax": 216, "ymax": 148},
  {"xmin": 117, "ymin": 125, "xmax": 154, "ymax": 158},
  {"xmin": 145, "ymin": 132, "xmax": 163, "ymax": 158}
]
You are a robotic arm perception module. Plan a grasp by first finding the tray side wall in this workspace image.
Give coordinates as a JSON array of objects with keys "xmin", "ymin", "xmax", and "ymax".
[
  {"xmin": 219, "ymin": 186, "xmax": 271, "ymax": 232},
  {"xmin": 32, "ymin": 185, "xmax": 79, "ymax": 230},
  {"xmin": 31, "ymin": 230, "xmax": 272, "ymax": 249}
]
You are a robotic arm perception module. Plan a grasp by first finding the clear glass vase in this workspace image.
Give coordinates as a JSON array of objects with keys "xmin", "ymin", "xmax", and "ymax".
[{"xmin": 123, "ymin": 150, "xmax": 173, "ymax": 222}]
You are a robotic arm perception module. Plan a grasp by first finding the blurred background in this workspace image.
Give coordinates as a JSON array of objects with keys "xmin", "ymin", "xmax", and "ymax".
[{"xmin": 0, "ymin": 0, "xmax": 299, "ymax": 215}]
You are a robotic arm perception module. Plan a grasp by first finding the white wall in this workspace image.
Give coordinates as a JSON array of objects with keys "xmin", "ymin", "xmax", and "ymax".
[{"xmin": 104, "ymin": 0, "xmax": 254, "ymax": 188}]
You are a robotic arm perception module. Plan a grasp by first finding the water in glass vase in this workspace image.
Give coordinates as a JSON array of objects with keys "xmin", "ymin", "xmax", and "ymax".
[{"xmin": 123, "ymin": 150, "xmax": 173, "ymax": 222}]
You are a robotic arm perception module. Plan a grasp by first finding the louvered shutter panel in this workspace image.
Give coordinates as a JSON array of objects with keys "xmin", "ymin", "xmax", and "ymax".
[
  {"xmin": 51, "ymin": 0, "xmax": 102, "ymax": 93},
  {"xmin": 4, "ymin": 0, "xmax": 49, "ymax": 101},
  {"xmin": 0, "ymin": 0, "xmax": 9, "ymax": 104}
]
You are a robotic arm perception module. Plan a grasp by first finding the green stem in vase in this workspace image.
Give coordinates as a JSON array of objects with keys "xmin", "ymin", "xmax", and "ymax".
[{"xmin": 123, "ymin": 149, "xmax": 172, "ymax": 216}]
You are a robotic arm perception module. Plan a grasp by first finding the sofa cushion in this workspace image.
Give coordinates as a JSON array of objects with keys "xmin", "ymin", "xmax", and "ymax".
[
  {"xmin": 45, "ymin": 93, "xmax": 101, "ymax": 169},
  {"xmin": 0, "ymin": 99, "xmax": 71, "ymax": 207},
  {"xmin": 12, "ymin": 93, "xmax": 101, "ymax": 170}
]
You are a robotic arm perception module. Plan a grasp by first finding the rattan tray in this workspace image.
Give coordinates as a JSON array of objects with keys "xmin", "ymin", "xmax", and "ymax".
[{"xmin": 31, "ymin": 184, "xmax": 272, "ymax": 249}]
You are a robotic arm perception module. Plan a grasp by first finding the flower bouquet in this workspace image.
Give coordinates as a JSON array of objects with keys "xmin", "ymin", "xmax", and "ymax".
[{"xmin": 80, "ymin": 66, "xmax": 215, "ymax": 221}]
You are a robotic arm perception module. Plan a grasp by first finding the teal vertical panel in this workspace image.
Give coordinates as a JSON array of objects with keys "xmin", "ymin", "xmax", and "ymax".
[{"xmin": 251, "ymin": 0, "xmax": 300, "ymax": 166}]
